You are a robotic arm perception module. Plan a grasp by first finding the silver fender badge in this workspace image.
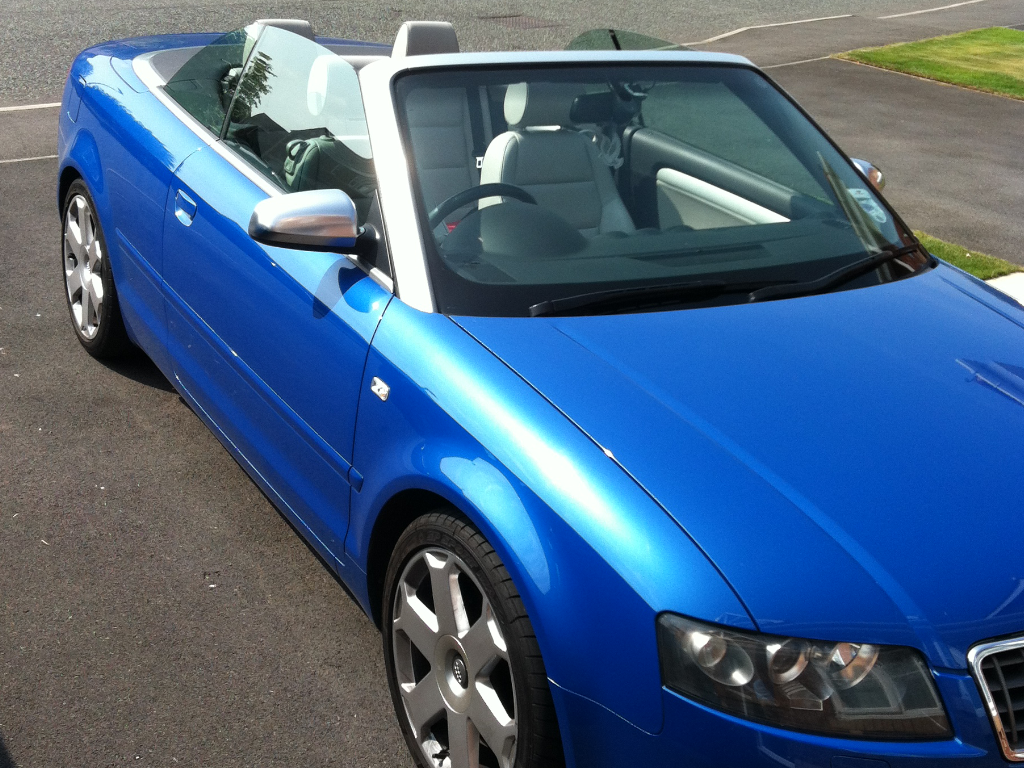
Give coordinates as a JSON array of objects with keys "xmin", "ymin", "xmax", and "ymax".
[{"xmin": 370, "ymin": 377, "xmax": 390, "ymax": 402}]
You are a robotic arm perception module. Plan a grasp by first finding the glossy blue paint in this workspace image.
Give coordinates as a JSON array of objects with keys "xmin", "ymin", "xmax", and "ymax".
[
  {"xmin": 163, "ymin": 145, "xmax": 391, "ymax": 558},
  {"xmin": 456, "ymin": 263, "xmax": 1024, "ymax": 670},
  {"xmin": 60, "ymin": 41, "xmax": 210, "ymax": 371},
  {"xmin": 347, "ymin": 298, "xmax": 754, "ymax": 731},
  {"xmin": 57, "ymin": 30, "xmax": 1024, "ymax": 768},
  {"xmin": 554, "ymin": 678, "xmax": 1002, "ymax": 767}
]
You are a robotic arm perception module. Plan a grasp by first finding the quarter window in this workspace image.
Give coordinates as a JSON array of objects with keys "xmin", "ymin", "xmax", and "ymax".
[
  {"xmin": 222, "ymin": 26, "xmax": 376, "ymax": 219},
  {"xmin": 164, "ymin": 27, "xmax": 256, "ymax": 135}
]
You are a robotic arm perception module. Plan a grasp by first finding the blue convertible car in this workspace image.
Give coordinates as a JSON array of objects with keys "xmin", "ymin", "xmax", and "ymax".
[{"xmin": 58, "ymin": 18, "xmax": 1024, "ymax": 768}]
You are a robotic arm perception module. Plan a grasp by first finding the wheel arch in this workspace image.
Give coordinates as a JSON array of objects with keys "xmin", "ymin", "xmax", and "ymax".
[
  {"xmin": 361, "ymin": 463, "xmax": 553, "ymax": 632},
  {"xmin": 352, "ymin": 305, "xmax": 753, "ymax": 735},
  {"xmin": 57, "ymin": 165, "xmax": 83, "ymax": 218},
  {"xmin": 365, "ymin": 486, "xmax": 460, "ymax": 629}
]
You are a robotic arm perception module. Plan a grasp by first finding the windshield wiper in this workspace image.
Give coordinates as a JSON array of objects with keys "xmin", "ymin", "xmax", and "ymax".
[
  {"xmin": 529, "ymin": 279, "xmax": 785, "ymax": 317},
  {"xmin": 747, "ymin": 244, "xmax": 925, "ymax": 303}
]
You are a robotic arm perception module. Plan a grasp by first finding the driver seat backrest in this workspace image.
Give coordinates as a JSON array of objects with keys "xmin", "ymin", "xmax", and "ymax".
[
  {"xmin": 391, "ymin": 23, "xmax": 478, "ymax": 226},
  {"xmin": 404, "ymin": 87, "xmax": 479, "ymax": 224},
  {"xmin": 479, "ymin": 82, "xmax": 635, "ymax": 237}
]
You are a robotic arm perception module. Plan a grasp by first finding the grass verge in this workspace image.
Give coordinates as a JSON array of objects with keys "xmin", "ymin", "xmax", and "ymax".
[
  {"xmin": 915, "ymin": 231, "xmax": 1022, "ymax": 280},
  {"xmin": 838, "ymin": 27, "xmax": 1024, "ymax": 101}
]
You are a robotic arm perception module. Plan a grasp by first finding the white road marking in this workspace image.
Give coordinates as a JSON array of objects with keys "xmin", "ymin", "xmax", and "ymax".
[
  {"xmin": 763, "ymin": 56, "xmax": 833, "ymax": 69},
  {"xmin": 692, "ymin": 0, "xmax": 989, "ymax": 46},
  {"xmin": 880, "ymin": 0, "xmax": 987, "ymax": 19},
  {"xmin": 0, "ymin": 155, "xmax": 58, "ymax": 164},
  {"xmin": 691, "ymin": 14, "xmax": 853, "ymax": 45},
  {"xmin": 0, "ymin": 102, "xmax": 61, "ymax": 113}
]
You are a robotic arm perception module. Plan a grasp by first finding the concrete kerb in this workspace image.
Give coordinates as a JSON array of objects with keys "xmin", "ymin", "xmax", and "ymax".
[{"xmin": 987, "ymin": 274, "xmax": 1024, "ymax": 304}]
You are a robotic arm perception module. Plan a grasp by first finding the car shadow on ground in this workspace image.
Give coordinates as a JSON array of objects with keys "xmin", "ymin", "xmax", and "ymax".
[
  {"xmin": 0, "ymin": 732, "xmax": 16, "ymax": 768},
  {"xmin": 100, "ymin": 349, "xmax": 176, "ymax": 393}
]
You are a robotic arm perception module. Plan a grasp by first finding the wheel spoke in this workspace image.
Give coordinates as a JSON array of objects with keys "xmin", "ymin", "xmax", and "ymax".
[
  {"xmin": 75, "ymin": 198, "xmax": 89, "ymax": 249},
  {"xmin": 87, "ymin": 271, "xmax": 104, "ymax": 314},
  {"xmin": 462, "ymin": 604, "xmax": 508, "ymax": 675},
  {"xmin": 65, "ymin": 262, "xmax": 84, "ymax": 299},
  {"xmin": 425, "ymin": 552, "xmax": 463, "ymax": 637},
  {"xmin": 401, "ymin": 670, "xmax": 445, "ymax": 737},
  {"xmin": 88, "ymin": 236, "xmax": 103, "ymax": 275},
  {"xmin": 80, "ymin": 203, "xmax": 94, "ymax": 256},
  {"xmin": 446, "ymin": 710, "xmax": 479, "ymax": 768},
  {"xmin": 65, "ymin": 211, "xmax": 84, "ymax": 261},
  {"xmin": 394, "ymin": 581, "xmax": 440, "ymax": 657},
  {"xmin": 80, "ymin": 283, "xmax": 93, "ymax": 331},
  {"xmin": 470, "ymin": 682, "xmax": 516, "ymax": 765}
]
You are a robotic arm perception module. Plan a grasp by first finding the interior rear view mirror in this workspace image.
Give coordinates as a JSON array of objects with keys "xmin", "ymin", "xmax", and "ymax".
[{"xmin": 851, "ymin": 158, "xmax": 885, "ymax": 192}]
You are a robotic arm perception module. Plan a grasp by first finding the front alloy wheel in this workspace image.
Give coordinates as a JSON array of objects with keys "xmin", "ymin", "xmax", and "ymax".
[{"xmin": 383, "ymin": 512, "xmax": 563, "ymax": 768}]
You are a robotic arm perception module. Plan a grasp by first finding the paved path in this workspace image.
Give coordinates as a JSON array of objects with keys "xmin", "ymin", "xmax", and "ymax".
[{"xmin": 773, "ymin": 59, "xmax": 1024, "ymax": 264}]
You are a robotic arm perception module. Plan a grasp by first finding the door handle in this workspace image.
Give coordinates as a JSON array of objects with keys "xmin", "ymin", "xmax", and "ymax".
[{"xmin": 174, "ymin": 189, "xmax": 197, "ymax": 226}]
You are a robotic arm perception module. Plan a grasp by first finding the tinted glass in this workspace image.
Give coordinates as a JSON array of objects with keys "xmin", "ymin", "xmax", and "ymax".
[
  {"xmin": 395, "ymin": 65, "xmax": 928, "ymax": 317},
  {"xmin": 164, "ymin": 28, "xmax": 256, "ymax": 134},
  {"xmin": 223, "ymin": 26, "xmax": 376, "ymax": 218}
]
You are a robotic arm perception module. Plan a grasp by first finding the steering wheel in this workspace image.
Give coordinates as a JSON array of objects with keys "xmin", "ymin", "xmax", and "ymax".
[{"xmin": 428, "ymin": 183, "xmax": 537, "ymax": 230}]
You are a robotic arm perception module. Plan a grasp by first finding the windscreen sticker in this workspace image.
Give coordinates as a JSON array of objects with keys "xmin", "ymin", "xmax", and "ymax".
[{"xmin": 849, "ymin": 188, "xmax": 888, "ymax": 225}]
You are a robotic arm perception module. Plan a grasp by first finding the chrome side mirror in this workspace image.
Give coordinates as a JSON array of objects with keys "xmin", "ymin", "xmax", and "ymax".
[
  {"xmin": 249, "ymin": 189, "xmax": 358, "ymax": 251},
  {"xmin": 851, "ymin": 158, "xmax": 885, "ymax": 192}
]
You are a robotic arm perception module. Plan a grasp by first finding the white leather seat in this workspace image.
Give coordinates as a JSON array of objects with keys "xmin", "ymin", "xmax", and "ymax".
[
  {"xmin": 479, "ymin": 82, "xmax": 635, "ymax": 237},
  {"xmin": 283, "ymin": 56, "xmax": 375, "ymax": 217},
  {"xmin": 306, "ymin": 55, "xmax": 370, "ymax": 158},
  {"xmin": 391, "ymin": 22, "xmax": 479, "ymax": 225},
  {"xmin": 404, "ymin": 87, "xmax": 479, "ymax": 224},
  {"xmin": 391, "ymin": 21, "xmax": 460, "ymax": 57}
]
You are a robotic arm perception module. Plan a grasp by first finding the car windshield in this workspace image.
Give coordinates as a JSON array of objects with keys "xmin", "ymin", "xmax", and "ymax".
[{"xmin": 394, "ymin": 64, "xmax": 929, "ymax": 317}]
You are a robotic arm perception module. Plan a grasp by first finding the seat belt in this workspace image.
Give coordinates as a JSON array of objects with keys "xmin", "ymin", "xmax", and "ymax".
[{"xmin": 466, "ymin": 86, "xmax": 488, "ymax": 171}]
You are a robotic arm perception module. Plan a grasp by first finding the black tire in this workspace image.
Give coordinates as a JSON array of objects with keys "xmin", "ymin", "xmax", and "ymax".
[
  {"xmin": 61, "ymin": 179, "xmax": 132, "ymax": 358},
  {"xmin": 383, "ymin": 510, "xmax": 564, "ymax": 768}
]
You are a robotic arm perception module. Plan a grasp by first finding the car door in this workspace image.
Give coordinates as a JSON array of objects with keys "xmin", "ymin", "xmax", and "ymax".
[{"xmin": 161, "ymin": 25, "xmax": 391, "ymax": 563}]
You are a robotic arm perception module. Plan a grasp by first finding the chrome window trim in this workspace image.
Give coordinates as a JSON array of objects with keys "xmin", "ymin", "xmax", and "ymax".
[
  {"xmin": 967, "ymin": 635, "xmax": 1024, "ymax": 762},
  {"xmin": 364, "ymin": 262, "xmax": 394, "ymax": 294},
  {"xmin": 358, "ymin": 49, "xmax": 756, "ymax": 314},
  {"xmin": 133, "ymin": 49, "xmax": 395, "ymax": 296}
]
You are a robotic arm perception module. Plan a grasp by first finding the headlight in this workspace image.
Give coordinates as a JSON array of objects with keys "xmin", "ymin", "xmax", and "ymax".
[{"xmin": 657, "ymin": 614, "xmax": 951, "ymax": 739}]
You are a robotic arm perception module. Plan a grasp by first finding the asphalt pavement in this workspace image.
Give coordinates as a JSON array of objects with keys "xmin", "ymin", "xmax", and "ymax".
[
  {"xmin": 689, "ymin": 0, "xmax": 1024, "ymax": 262},
  {"xmin": 0, "ymin": 161, "xmax": 410, "ymax": 765},
  {"xmin": 0, "ymin": 0, "xmax": 974, "ymax": 106},
  {"xmin": 772, "ymin": 58, "xmax": 1024, "ymax": 266},
  {"xmin": 2, "ymin": 0, "xmax": 1024, "ymax": 766}
]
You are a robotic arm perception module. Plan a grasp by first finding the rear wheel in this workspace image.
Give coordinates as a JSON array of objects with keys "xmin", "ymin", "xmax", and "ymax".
[
  {"xmin": 61, "ymin": 179, "xmax": 131, "ymax": 358},
  {"xmin": 383, "ymin": 511, "xmax": 564, "ymax": 768}
]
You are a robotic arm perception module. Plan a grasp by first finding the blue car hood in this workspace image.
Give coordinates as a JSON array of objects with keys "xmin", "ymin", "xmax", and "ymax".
[{"xmin": 456, "ymin": 266, "xmax": 1024, "ymax": 668}]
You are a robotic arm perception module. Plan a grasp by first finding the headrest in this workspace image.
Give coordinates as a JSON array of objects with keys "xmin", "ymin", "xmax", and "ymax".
[
  {"xmin": 256, "ymin": 18, "xmax": 315, "ymax": 40},
  {"xmin": 392, "ymin": 21, "xmax": 459, "ymax": 57},
  {"xmin": 504, "ymin": 82, "xmax": 582, "ymax": 128},
  {"xmin": 307, "ymin": 56, "xmax": 362, "ymax": 118}
]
